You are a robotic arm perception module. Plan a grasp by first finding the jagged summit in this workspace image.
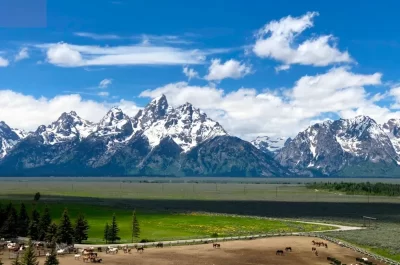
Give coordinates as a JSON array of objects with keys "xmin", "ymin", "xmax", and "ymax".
[
  {"xmin": 251, "ymin": 136, "xmax": 287, "ymax": 154},
  {"xmin": 276, "ymin": 115, "xmax": 397, "ymax": 175}
]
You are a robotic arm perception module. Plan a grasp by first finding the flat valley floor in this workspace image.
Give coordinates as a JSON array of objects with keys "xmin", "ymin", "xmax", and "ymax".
[{"xmin": 1, "ymin": 237, "xmax": 385, "ymax": 265}]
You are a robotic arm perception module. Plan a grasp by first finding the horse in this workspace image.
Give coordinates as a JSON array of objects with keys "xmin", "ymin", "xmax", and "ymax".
[
  {"xmin": 276, "ymin": 250, "xmax": 284, "ymax": 255},
  {"xmin": 285, "ymin": 247, "xmax": 292, "ymax": 252},
  {"xmin": 311, "ymin": 240, "xmax": 316, "ymax": 245},
  {"xmin": 74, "ymin": 254, "xmax": 81, "ymax": 260},
  {"xmin": 324, "ymin": 243, "xmax": 328, "ymax": 248},
  {"xmin": 106, "ymin": 247, "xmax": 118, "ymax": 254},
  {"xmin": 213, "ymin": 243, "xmax": 220, "ymax": 248},
  {"xmin": 156, "ymin": 243, "xmax": 163, "ymax": 248},
  {"xmin": 136, "ymin": 246, "xmax": 144, "ymax": 253},
  {"xmin": 315, "ymin": 250, "xmax": 318, "ymax": 256},
  {"xmin": 311, "ymin": 247, "xmax": 316, "ymax": 251}
]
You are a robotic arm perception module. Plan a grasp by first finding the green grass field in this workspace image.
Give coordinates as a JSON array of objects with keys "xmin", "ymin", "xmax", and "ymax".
[
  {"xmin": 1, "ymin": 200, "xmax": 333, "ymax": 243},
  {"xmin": 2, "ymin": 177, "xmax": 400, "ymax": 261}
]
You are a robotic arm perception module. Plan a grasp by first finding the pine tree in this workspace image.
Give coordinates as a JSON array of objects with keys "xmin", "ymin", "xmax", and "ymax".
[
  {"xmin": 74, "ymin": 213, "xmax": 89, "ymax": 244},
  {"xmin": 33, "ymin": 192, "xmax": 41, "ymax": 202},
  {"xmin": 131, "ymin": 209, "xmax": 140, "ymax": 242},
  {"xmin": 28, "ymin": 208, "xmax": 40, "ymax": 240},
  {"xmin": 57, "ymin": 208, "xmax": 74, "ymax": 244},
  {"xmin": 45, "ymin": 223, "xmax": 59, "ymax": 243},
  {"xmin": 109, "ymin": 213, "xmax": 120, "ymax": 243},
  {"xmin": 0, "ymin": 203, "xmax": 5, "ymax": 231},
  {"xmin": 21, "ymin": 239, "xmax": 39, "ymax": 265},
  {"xmin": 38, "ymin": 205, "xmax": 52, "ymax": 241},
  {"xmin": 17, "ymin": 203, "xmax": 30, "ymax": 237},
  {"xmin": 0, "ymin": 205, "xmax": 18, "ymax": 239},
  {"xmin": 103, "ymin": 223, "xmax": 110, "ymax": 244},
  {"xmin": 11, "ymin": 252, "xmax": 20, "ymax": 265},
  {"xmin": 44, "ymin": 240, "xmax": 59, "ymax": 265}
]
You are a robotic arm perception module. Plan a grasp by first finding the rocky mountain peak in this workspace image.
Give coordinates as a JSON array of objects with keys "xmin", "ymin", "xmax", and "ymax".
[{"xmin": 251, "ymin": 136, "xmax": 288, "ymax": 154}]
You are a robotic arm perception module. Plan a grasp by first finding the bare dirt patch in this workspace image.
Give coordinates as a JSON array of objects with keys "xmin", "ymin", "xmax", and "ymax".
[{"xmin": 1, "ymin": 237, "xmax": 385, "ymax": 265}]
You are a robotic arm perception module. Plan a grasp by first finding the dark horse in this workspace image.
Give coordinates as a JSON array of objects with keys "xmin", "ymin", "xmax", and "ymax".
[
  {"xmin": 285, "ymin": 247, "xmax": 292, "ymax": 252},
  {"xmin": 213, "ymin": 243, "xmax": 221, "ymax": 248},
  {"xmin": 276, "ymin": 250, "xmax": 284, "ymax": 255},
  {"xmin": 136, "ymin": 246, "xmax": 144, "ymax": 253},
  {"xmin": 156, "ymin": 243, "xmax": 163, "ymax": 248}
]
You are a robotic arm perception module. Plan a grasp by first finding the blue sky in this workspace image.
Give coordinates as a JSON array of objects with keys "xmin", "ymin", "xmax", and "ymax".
[{"xmin": 0, "ymin": 0, "xmax": 400, "ymax": 139}]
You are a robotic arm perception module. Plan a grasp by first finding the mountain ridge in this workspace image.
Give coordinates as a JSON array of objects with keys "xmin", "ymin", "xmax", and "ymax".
[{"xmin": 1, "ymin": 96, "xmax": 400, "ymax": 177}]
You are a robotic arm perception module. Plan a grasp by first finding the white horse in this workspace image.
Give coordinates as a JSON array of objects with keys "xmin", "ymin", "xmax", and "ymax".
[
  {"xmin": 56, "ymin": 249, "xmax": 66, "ymax": 255},
  {"xmin": 74, "ymin": 254, "xmax": 81, "ymax": 260},
  {"xmin": 106, "ymin": 246, "xmax": 118, "ymax": 254}
]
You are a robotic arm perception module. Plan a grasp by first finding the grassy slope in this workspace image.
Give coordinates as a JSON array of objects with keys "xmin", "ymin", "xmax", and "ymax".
[{"xmin": 2, "ymin": 200, "xmax": 332, "ymax": 243}]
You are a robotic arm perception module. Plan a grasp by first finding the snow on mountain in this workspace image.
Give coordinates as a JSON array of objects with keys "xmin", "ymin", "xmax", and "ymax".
[
  {"xmin": 35, "ymin": 111, "xmax": 94, "ymax": 144},
  {"xmin": 0, "ymin": 121, "xmax": 22, "ymax": 158},
  {"xmin": 382, "ymin": 118, "xmax": 400, "ymax": 156},
  {"xmin": 12, "ymin": 128, "xmax": 30, "ymax": 139},
  {"xmin": 251, "ymin": 136, "xmax": 287, "ymax": 153},
  {"xmin": 277, "ymin": 115, "xmax": 398, "ymax": 175},
  {"xmin": 90, "ymin": 107, "xmax": 135, "ymax": 142},
  {"xmin": 138, "ymin": 96, "xmax": 228, "ymax": 152}
]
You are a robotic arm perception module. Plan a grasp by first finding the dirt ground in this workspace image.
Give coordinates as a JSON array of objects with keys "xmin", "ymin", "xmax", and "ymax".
[{"xmin": 1, "ymin": 237, "xmax": 385, "ymax": 265}]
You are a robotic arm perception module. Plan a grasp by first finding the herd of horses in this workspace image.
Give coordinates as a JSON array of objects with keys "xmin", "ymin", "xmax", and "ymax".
[{"xmin": 275, "ymin": 240, "xmax": 328, "ymax": 257}]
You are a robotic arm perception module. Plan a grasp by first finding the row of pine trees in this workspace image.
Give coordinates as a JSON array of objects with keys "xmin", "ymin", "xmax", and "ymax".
[
  {"xmin": 0, "ymin": 193, "xmax": 141, "ymax": 265},
  {"xmin": 0, "ymin": 202, "xmax": 89, "ymax": 245}
]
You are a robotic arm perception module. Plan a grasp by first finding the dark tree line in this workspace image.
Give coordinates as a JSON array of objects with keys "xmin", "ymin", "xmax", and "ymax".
[
  {"xmin": 0, "ymin": 202, "xmax": 89, "ymax": 244},
  {"xmin": 307, "ymin": 182, "xmax": 400, "ymax": 196}
]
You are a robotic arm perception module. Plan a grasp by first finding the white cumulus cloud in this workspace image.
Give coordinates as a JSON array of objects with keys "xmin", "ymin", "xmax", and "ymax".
[
  {"xmin": 182, "ymin": 66, "xmax": 199, "ymax": 80},
  {"xmin": 15, "ymin": 48, "xmax": 30, "ymax": 61},
  {"xmin": 0, "ymin": 90, "xmax": 140, "ymax": 131},
  {"xmin": 0, "ymin": 56, "xmax": 9, "ymax": 67},
  {"xmin": 205, "ymin": 59, "xmax": 252, "ymax": 81},
  {"xmin": 253, "ymin": 12, "xmax": 352, "ymax": 67},
  {"xmin": 140, "ymin": 67, "xmax": 390, "ymax": 140}
]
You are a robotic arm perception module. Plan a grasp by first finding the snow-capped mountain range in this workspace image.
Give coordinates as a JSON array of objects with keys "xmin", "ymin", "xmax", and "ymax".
[{"xmin": 1, "ymin": 95, "xmax": 400, "ymax": 177}]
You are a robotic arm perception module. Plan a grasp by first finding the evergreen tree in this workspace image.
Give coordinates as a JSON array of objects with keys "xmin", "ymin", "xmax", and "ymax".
[
  {"xmin": 0, "ymin": 205, "xmax": 18, "ymax": 239},
  {"xmin": 11, "ymin": 252, "xmax": 20, "ymax": 265},
  {"xmin": 45, "ymin": 223, "xmax": 59, "ymax": 243},
  {"xmin": 38, "ymin": 205, "xmax": 52, "ymax": 241},
  {"xmin": 0, "ymin": 203, "xmax": 5, "ymax": 231},
  {"xmin": 57, "ymin": 208, "xmax": 74, "ymax": 244},
  {"xmin": 28, "ymin": 208, "xmax": 40, "ymax": 240},
  {"xmin": 103, "ymin": 223, "xmax": 110, "ymax": 244},
  {"xmin": 21, "ymin": 239, "xmax": 39, "ymax": 265},
  {"xmin": 74, "ymin": 213, "xmax": 89, "ymax": 244},
  {"xmin": 109, "ymin": 213, "xmax": 120, "ymax": 243},
  {"xmin": 131, "ymin": 209, "xmax": 140, "ymax": 242},
  {"xmin": 17, "ymin": 203, "xmax": 30, "ymax": 237},
  {"xmin": 33, "ymin": 192, "xmax": 41, "ymax": 202},
  {"xmin": 44, "ymin": 240, "xmax": 59, "ymax": 265}
]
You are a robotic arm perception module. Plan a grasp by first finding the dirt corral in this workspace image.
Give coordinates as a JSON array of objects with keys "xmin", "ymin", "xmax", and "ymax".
[{"xmin": 1, "ymin": 237, "xmax": 386, "ymax": 265}]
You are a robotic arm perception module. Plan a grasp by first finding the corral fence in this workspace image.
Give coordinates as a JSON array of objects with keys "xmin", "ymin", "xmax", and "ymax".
[{"xmin": 75, "ymin": 232, "xmax": 400, "ymax": 265}]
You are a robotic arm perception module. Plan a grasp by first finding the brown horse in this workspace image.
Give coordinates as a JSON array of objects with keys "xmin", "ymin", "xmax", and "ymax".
[
  {"xmin": 136, "ymin": 246, "xmax": 144, "ymax": 253},
  {"xmin": 315, "ymin": 250, "xmax": 318, "ymax": 256},
  {"xmin": 213, "ymin": 243, "xmax": 220, "ymax": 248},
  {"xmin": 276, "ymin": 250, "xmax": 284, "ymax": 255},
  {"xmin": 311, "ymin": 247, "xmax": 316, "ymax": 251},
  {"xmin": 285, "ymin": 247, "xmax": 292, "ymax": 252},
  {"xmin": 156, "ymin": 243, "xmax": 163, "ymax": 248}
]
